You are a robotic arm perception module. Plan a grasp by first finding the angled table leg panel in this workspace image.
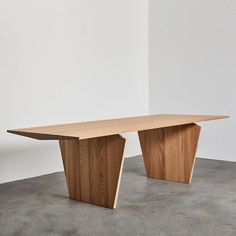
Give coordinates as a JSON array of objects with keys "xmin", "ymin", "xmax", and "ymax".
[
  {"xmin": 59, "ymin": 135, "xmax": 126, "ymax": 208},
  {"xmin": 138, "ymin": 123, "xmax": 201, "ymax": 184},
  {"xmin": 59, "ymin": 139, "xmax": 81, "ymax": 199}
]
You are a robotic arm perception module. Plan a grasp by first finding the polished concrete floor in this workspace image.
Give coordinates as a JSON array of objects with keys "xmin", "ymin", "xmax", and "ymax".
[{"xmin": 0, "ymin": 156, "xmax": 236, "ymax": 236}]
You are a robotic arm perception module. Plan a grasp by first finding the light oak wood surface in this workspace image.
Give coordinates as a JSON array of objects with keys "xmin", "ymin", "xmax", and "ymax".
[
  {"xmin": 138, "ymin": 124, "xmax": 201, "ymax": 183},
  {"xmin": 7, "ymin": 114, "xmax": 228, "ymax": 140},
  {"xmin": 7, "ymin": 114, "xmax": 228, "ymax": 208},
  {"xmin": 59, "ymin": 135, "xmax": 125, "ymax": 208}
]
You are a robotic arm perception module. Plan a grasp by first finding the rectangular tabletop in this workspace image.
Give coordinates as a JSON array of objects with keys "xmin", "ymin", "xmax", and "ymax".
[{"xmin": 7, "ymin": 114, "xmax": 228, "ymax": 140}]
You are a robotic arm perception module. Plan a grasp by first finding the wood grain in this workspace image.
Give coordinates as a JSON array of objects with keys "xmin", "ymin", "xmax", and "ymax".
[
  {"xmin": 7, "ymin": 114, "xmax": 227, "ymax": 140},
  {"xmin": 138, "ymin": 123, "xmax": 201, "ymax": 183},
  {"xmin": 59, "ymin": 134, "xmax": 125, "ymax": 208}
]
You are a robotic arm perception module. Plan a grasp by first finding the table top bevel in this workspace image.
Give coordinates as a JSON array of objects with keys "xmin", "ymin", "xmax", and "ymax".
[{"xmin": 7, "ymin": 114, "xmax": 228, "ymax": 140}]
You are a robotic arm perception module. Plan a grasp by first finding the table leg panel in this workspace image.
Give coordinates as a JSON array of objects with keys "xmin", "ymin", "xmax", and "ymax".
[
  {"xmin": 138, "ymin": 123, "xmax": 201, "ymax": 183},
  {"xmin": 59, "ymin": 134, "xmax": 125, "ymax": 208}
]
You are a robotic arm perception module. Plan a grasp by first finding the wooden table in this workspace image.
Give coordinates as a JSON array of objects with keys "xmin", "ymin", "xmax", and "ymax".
[{"xmin": 8, "ymin": 114, "xmax": 228, "ymax": 208}]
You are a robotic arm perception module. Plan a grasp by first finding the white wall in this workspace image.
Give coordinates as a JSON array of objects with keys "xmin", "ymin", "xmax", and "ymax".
[
  {"xmin": 149, "ymin": 0, "xmax": 235, "ymax": 161},
  {"xmin": 1, "ymin": 0, "xmax": 235, "ymax": 184},
  {"xmin": 0, "ymin": 0, "xmax": 148, "ymax": 183}
]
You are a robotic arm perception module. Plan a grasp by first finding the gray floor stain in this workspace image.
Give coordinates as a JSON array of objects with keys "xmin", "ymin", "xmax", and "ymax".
[{"xmin": 0, "ymin": 156, "xmax": 236, "ymax": 236}]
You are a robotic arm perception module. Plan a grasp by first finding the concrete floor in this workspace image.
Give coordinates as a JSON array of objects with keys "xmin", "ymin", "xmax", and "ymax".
[{"xmin": 0, "ymin": 156, "xmax": 236, "ymax": 236}]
